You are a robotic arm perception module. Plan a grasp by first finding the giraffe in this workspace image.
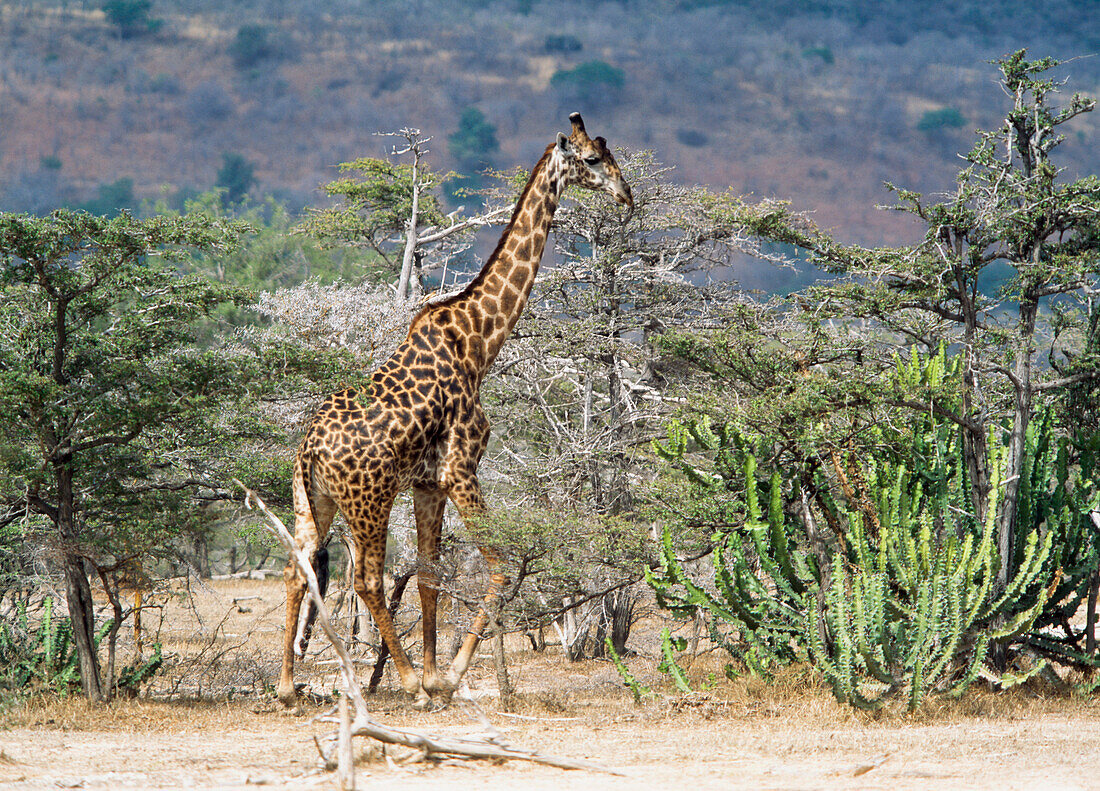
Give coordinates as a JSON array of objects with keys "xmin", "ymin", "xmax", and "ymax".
[{"xmin": 278, "ymin": 113, "xmax": 633, "ymax": 708}]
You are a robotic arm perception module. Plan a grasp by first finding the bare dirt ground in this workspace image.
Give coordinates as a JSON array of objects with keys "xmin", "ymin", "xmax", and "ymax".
[{"xmin": 3, "ymin": 578, "xmax": 1100, "ymax": 791}]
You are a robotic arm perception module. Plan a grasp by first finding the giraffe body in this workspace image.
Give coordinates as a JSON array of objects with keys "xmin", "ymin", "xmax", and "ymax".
[{"xmin": 278, "ymin": 114, "xmax": 632, "ymax": 707}]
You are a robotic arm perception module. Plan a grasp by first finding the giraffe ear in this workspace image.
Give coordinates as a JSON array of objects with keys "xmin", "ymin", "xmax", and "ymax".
[{"xmin": 557, "ymin": 132, "xmax": 571, "ymax": 152}]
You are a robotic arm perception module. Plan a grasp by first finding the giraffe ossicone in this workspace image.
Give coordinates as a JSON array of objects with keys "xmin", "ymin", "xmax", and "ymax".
[{"xmin": 278, "ymin": 113, "xmax": 632, "ymax": 708}]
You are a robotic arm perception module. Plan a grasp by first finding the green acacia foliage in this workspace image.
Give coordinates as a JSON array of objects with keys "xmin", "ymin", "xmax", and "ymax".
[
  {"xmin": 0, "ymin": 209, "xmax": 248, "ymax": 700},
  {"xmin": 550, "ymin": 61, "xmax": 626, "ymax": 108},
  {"xmin": 101, "ymin": 0, "xmax": 162, "ymax": 38},
  {"xmin": 646, "ymin": 347, "xmax": 1100, "ymax": 710},
  {"xmin": 215, "ymin": 154, "xmax": 256, "ymax": 205},
  {"xmin": 229, "ymin": 25, "xmax": 275, "ymax": 69},
  {"xmin": 916, "ymin": 107, "xmax": 967, "ymax": 132},
  {"xmin": 169, "ymin": 191, "xmax": 376, "ymax": 335},
  {"xmin": 694, "ymin": 53, "xmax": 1100, "ymax": 613},
  {"xmin": 303, "ymin": 155, "xmax": 449, "ymax": 281},
  {"xmin": 180, "ymin": 191, "xmax": 370, "ymax": 288}
]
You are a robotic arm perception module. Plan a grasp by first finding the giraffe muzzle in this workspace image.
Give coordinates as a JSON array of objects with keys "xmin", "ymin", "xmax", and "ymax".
[{"xmin": 616, "ymin": 183, "xmax": 635, "ymax": 209}]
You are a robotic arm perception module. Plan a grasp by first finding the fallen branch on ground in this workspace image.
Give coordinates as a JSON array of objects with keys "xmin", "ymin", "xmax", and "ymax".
[{"xmin": 235, "ymin": 480, "xmax": 621, "ymax": 776}]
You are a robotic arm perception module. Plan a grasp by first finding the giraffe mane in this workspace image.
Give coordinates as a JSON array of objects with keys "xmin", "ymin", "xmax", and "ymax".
[
  {"xmin": 423, "ymin": 288, "xmax": 465, "ymax": 306},
  {"xmin": 407, "ymin": 142, "xmax": 556, "ymax": 328}
]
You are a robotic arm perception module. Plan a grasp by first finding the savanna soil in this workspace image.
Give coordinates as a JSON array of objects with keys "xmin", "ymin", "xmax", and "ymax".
[{"xmin": 2, "ymin": 579, "xmax": 1100, "ymax": 790}]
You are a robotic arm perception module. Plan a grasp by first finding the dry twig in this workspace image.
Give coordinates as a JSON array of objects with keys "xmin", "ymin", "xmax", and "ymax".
[{"xmin": 235, "ymin": 480, "xmax": 622, "ymax": 776}]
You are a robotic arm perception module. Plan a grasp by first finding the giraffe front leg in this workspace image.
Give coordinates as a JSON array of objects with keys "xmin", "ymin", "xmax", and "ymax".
[
  {"xmin": 351, "ymin": 527, "xmax": 429, "ymax": 707},
  {"xmin": 442, "ymin": 474, "xmax": 509, "ymax": 695},
  {"xmin": 446, "ymin": 547, "xmax": 507, "ymax": 690}
]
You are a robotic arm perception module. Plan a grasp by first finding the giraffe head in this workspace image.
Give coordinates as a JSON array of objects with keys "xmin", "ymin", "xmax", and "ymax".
[{"xmin": 555, "ymin": 112, "xmax": 633, "ymax": 208}]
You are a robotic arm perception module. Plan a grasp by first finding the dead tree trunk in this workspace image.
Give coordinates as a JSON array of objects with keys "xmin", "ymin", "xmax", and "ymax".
[{"xmin": 488, "ymin": 602, "xmax": 513, "ymax": 709}]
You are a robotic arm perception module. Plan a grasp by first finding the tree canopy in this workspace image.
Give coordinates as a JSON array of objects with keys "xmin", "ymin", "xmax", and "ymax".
[{"xmin": 0, "ymin": 209, "xmax": 248, "ymax": 700}]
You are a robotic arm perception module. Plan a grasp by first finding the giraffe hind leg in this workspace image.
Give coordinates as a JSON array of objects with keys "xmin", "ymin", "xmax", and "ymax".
[
  {"xmin": 349, "ymin": 510, "xmax": 430, "ymax": 706},
  {"xmin": 278, "ymin": 468, "xmax": 337, "ymax": 708}
]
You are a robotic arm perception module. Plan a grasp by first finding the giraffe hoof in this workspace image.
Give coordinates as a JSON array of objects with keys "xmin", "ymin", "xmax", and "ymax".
[
  {"xmin": 277, "ymin": 684, "xmax": 298, "ymax": 708},
  {"xmin": 411, "ymin": 688, "xmax": 433, "ymax": 711},
  {"xmin": 422, "ymin": 672, "xmax": 452, "ymax": 695},
  {"xmin": 423, "ymin": 679, "xmax": 455, "ymax": 706},
  {"xmin": 416, "ymin": 693, "xmax": 450, "ymax": 712},
  {"xmin": 427, "ymin": 698, "xmax": 451, "ymax": 712}
]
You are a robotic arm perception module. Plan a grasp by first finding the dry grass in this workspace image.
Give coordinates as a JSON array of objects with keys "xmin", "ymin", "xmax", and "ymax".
[
  {"xmin": 9, "ymin": 576, "xmax": 1100, "ymax": 727},
  {"xmin": 4, "ymin": 695, "xmax": 276, "ymax": 732},
  {"xmin": 5, "ymin": 578, "xmax": 1100, "ymax": 790}
]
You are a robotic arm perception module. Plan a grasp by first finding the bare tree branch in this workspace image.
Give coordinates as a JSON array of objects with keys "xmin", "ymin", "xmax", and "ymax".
[{"xmin": 235, "ymin": 481, "xmax": 621, "ymax": 775}]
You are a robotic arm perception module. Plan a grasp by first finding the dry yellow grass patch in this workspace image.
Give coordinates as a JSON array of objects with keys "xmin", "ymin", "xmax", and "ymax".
[{"xmin": 4, "ymin": 579, "xmax": 1100, "ymax": 790}]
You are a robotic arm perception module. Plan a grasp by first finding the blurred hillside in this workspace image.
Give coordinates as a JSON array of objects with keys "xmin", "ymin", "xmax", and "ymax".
[{"xmin": 1, "ymin": 0, "xmax": 1097, "ymax": 273}]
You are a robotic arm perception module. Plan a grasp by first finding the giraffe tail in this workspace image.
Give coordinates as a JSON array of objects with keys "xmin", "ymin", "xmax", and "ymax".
[
  {"xmin": 292, "ymin": 448, "xmax": 330, "ymax": 655},
  {"xmin": 295, "ymin": 443, "xmax": 319, "ymax": 534},
  {"xmin": 298, "ymin": 545, "xmax": 330, "ymax": 654}
]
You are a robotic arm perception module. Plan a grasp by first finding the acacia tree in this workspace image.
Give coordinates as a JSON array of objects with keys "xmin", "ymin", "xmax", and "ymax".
[
  {"xmin": 302, "ymin": 128, "xmax": 509, "ymax": 301},
  {"xmin": 0, "ymin": 210, "xmax": 247, "ymax": 701},
  {"xmin": 474, "ymin": 151, "xmax": 776, "ymax": 657},
  {"xmin": 805, "ymin": 52, "xmax": 1100, "ymax": 592}
]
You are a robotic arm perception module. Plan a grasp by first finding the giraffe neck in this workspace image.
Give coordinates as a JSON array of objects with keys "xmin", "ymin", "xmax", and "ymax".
[{"xmin": 452, "ymin": 144, "xmax": 565, "ymax": 370}]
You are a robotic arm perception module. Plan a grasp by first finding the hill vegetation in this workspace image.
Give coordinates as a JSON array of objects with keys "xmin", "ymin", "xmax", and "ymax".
[{"xmin": 0, "ymin": 0, "xmax": 1096, "ymax": 270}]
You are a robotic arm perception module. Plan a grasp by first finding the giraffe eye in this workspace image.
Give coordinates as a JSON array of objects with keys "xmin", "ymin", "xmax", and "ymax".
[{"xmin": 584, "ymin": 155, "xmax": 601, "ymax": 165}]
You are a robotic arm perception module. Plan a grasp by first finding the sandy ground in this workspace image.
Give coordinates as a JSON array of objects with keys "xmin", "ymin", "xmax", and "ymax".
[
  {"xmin": 3, "ymin": 579, "xmax": 1100, "ymax": 790},
  {"xmin": 4, "ymin": 701, "xmax": 1100, "ymax": 790}
]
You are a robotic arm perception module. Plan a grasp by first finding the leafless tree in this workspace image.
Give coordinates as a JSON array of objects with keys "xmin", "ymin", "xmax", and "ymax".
[{"xmin": 457, "ymin": 150, "xmax": 768, "ymax": 658}]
